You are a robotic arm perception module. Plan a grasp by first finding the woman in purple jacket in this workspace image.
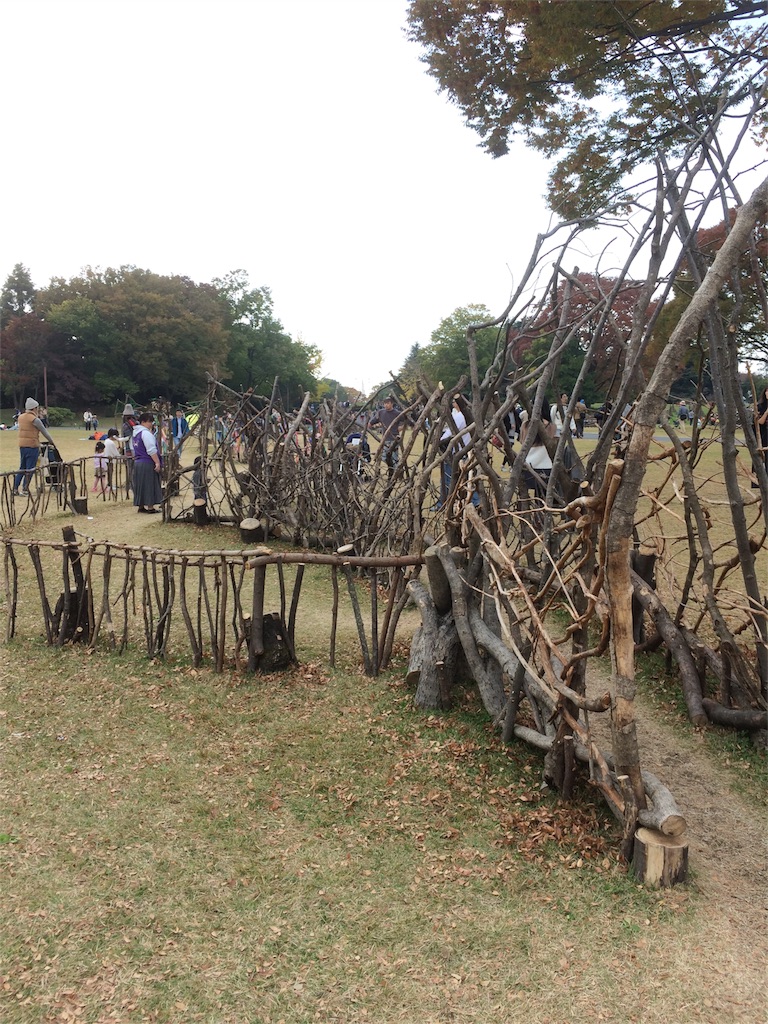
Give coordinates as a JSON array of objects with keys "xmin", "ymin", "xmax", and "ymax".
[{"xmin": 131, "ymin": 412, "xmax": 163, "ymax": 514}]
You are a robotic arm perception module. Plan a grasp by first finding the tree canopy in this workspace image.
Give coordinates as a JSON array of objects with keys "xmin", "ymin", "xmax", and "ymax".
[
  {"xmin": 0, "ymin": 265, "xmax": 320, "ymax": 409},
  {"xmin": 213, "ymin": 270, "xmax": 321, "ymax": 408},
  {"xmin": 407, "ymin": 304, "xmax": 503, "ymax": 389},
  {"xmin": 407, "ymin": 1, "xmax": 767, "ymax": 217},
  {"xmin": 1, "ymin": 263, "xmax": 36, "ymax": 319}
]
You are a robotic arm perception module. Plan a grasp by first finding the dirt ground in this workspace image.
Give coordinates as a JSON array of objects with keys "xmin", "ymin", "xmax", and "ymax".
[{"xmin": 585, "ymin": 677, "xmax": 767, "ymax": 1020}]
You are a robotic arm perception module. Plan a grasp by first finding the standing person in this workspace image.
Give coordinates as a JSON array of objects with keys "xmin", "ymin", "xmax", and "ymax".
[
  {"xmin": 83, "ymin": 410, "xmax": 93, "ymax": 432},
  {"xmin": 755, "ymin": 386, "xmax": 768, "ymax": 474},
  {"xmin": 92, "ymin": 441, "xmax": 108, "ymax": 494},
  {"xmin": 438, "ymin": 395, "xmax": 472, "ymax": 505},
  {"xmin": 132, "ymin": 411, "xmax": 163, "ymax": 514},
  {"xmin": 574, "ymin": 397, "xmax": 587, "ymax": 438},
  {"xmin": 678, "ymin": 399, "xmax": 689, "ymax": 428},
  {"xmin": 103, "ymin": 428, "xmax": 122, "ymax": 493},
  {"xmin": 595, "ymin": 400, "xmax": 612, "ymax": 436},
  {"xmin": 121, "ymin": 404, "xmax": 138, "ymax": 453},
  {"xmin": 369, "ymin": 395, "xmax": 403, "ymax": 478},
  {"xmin": 13, "ymin": 398, "xmax": 56, "ymax": 496},
  {"xmin": 550, "ymin": 393, "xmax": 576, "ymax": 438},
  {"xmin": 172, "ymin": 409, "xmax": 189, "ymax": 456},
  {"xmin": 121, "ymin": 403, "xmax": 138, "ymax": 489},
  {"xmin": 521, "ymin": 402, "xmax": 555, "ymax": 501}
]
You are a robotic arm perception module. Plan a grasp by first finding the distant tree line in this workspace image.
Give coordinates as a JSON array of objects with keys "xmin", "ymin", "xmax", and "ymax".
[{"xmin": 0, "ymin": 264, "xmax": 322, "ymax": 410}]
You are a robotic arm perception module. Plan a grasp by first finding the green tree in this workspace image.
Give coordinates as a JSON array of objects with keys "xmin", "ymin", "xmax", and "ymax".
[
  {"xmin": 419, "ymin": 305, "xmax": 503, "ymax": 387},
  {"xmin": 397, "ymin": 343, "xmax": 426, "ymax": 399},
  {"xmin": 1, "ymin": 263, "xmax": 36, "ymax": 318},
  {"xmin": 0, "ymin": 313, "xmax": 53, "ymax": 408},
  {"xmin": 314, "ymin": 378, "xmax": 350, "ymax": 403},
  {"xmin": 0, "ymin": 265, "xmax": 62, "ymax": 408},
  {"xmin": 214, "ymin": 270, "xmax": 319, "ymax": 404},
  {"xmin": 407, "ymin": 1, "xmax": 767, "ymax": 217},
  {"xmin": 38, "ymin": 267, "xmax": 231, "ymax": 403}
]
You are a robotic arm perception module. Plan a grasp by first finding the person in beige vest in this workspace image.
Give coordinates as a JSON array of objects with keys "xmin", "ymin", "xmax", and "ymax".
[{"xmin": 14, "ymin": 398, "xmax": 55, "ymax": 496}]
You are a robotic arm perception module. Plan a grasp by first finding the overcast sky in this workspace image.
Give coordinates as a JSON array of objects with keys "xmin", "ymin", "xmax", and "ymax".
[{"xmin": 0, "ymin": 0, "xmax": 562, "ymax": 393}]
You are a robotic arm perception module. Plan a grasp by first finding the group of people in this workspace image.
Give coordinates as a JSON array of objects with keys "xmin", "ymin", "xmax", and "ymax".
[
  {"xmin": 549, "ymin": 393, "xmax": 588, "ymax": 439},
  {"xmin": 12, "ymin": 386, "xmax": 768, "ymax": 512},
  {"xmin": 10, "ymin": 399, "xmax": 190, "ymax": 516}
]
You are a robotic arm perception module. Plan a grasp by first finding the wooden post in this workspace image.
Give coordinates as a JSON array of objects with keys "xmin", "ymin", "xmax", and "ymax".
[
  {"xmin": 632, "ymin": 827, "xmax": 689, "ymax": 886},
  {"xmin": 248, "ymin": 564, "xmax": 266, "ymax": 671},
  {"xmin": 192, "ymin": 498, "xmax": 209, "ymax": 525},
  {"xmin": 240, "ymin": 518, "xmax": 265, "ymax": 545},
  {"xmin": 330, "ymin": 565, "xmax": 339, "ymax": 668}
]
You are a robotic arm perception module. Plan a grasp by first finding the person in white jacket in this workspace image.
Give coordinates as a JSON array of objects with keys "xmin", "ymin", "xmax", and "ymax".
[{"xmin": 550, "ymin": 393, "xmax": 576, "ymax": 437}]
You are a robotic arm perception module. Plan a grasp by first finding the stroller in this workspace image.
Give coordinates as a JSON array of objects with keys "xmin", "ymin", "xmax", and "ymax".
[
  {"xmin": 40, "ymin": 441, "xmax": 63, "ymax": 491},
  {"xmin": 345, "ymin": 432, "xmax": 372, "ymax": 477}
]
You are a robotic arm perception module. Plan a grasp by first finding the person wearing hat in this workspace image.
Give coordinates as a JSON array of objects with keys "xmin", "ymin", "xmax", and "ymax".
[
  {"xmin": 121, "ymin": 403, "xmax": 137, "ymax": 449},
  {"xmin": 13, "ymin": 398, "xmax": 56, "ymax": 496},
  {"xmin": 121, "ymin": 403, "xmax": 138, "ymax": 491}
]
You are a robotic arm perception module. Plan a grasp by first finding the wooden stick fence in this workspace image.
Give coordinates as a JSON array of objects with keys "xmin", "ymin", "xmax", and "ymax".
[
  {"xmin": 2, "ymin": 530, "xmax": 423, "ymax": 676},
  {"xmin": 1, "ymin": 456, "xmax": 133, "ymax": 528}
]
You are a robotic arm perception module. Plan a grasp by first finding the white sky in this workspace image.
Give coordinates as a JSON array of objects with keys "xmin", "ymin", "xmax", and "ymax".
[{"xmin": 0, "ymin": 0, "xmax": 556, "ymax": 394}]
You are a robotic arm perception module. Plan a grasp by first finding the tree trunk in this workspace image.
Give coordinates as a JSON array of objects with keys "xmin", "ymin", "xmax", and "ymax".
[
  {"xmin": 632, "ymin": 827, "xmax": 688, "ymax": 887},
  {"xmin": 240, "ymin": 517, "xmax": 265, "ymax": 544},
  {"xmin": 192, "ymin": 497, "xmax": 209, "ymax": 525},
  {"xmin": 406, "ymin": 580, "xmax": 461, "ymax": 709}
]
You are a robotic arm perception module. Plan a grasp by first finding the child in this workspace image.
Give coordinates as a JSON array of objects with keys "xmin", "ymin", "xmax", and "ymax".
[
  {"xmin": 192, "ymin": 455, "xmax": 208, "ymax": 500},
  {"xmin": 92, "ymin": 441, "xmax": 108, "ymax": 494}
]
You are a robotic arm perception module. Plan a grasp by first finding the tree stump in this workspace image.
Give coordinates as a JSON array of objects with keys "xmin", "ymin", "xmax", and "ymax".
[
  {"xmin": 52, "ymin": 589, "xmax": 90, "ymax": 644},
  {"xmin": 240, "ymin": 518, "xmax": 265, "ymax": 544},
  {"xmin": 406, "ymin": 617, "xmax": 462, "ymax": 708},
  {"xmin": 243, "ymin": 612, "xmax": 294, "ymax": 672},
  {"xmin": 632, "ymin": 827, "xmax": 689, "ymax": 887},
  {"xmin": 192, "ymin": 498, "xmax": 210, "ymax": 526},
  {"xmin": 73, "ymin": 497, "xmax": 88, "ymax": 515}
]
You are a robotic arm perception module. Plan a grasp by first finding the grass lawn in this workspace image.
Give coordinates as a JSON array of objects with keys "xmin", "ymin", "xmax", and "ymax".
[
  {"xmin": 0, "ymin": 637, "xmax": 737, "ymax": 1024},
  {"xmin": 1, "ymin": 426, "xmax": 766, "ymax": 1023}
]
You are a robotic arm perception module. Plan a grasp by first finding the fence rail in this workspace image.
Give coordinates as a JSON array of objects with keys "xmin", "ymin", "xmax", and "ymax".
[
  {"xmin": 2, "ymin": 529, "xmax": 423, "ymax": 676},
  {"xmin": 0, "ymin": 456, "xmax": 134, "ymax": 528}
]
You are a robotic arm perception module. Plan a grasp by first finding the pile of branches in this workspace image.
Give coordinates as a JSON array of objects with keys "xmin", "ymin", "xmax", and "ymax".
[
  {"xmin": 166, "ymin": 377, "xmax": 483, "ymax": 557},
  {"xmin": 159, "ymin": 180, "xmax": 768, "ymax": 856},
  {"xmin": 404, "ymin": 176, "xmax": 768, "ymax": 850}
]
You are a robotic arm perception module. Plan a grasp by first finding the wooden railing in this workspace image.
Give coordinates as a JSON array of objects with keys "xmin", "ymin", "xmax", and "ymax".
[{"xmin": 2, "ymin": 528, "xmax": 423, "ymax": 676}]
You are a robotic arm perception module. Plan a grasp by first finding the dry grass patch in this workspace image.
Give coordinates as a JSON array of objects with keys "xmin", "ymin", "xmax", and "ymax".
[{"xmin": 2, "ymin": 638, "xmax": 765, "ymax": 1024}]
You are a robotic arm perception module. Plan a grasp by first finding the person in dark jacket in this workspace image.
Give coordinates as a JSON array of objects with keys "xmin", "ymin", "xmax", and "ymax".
[
  {"xmin": 755, "ymin": 386, "xmax": 768, "ymax": 475},
  {"xmin": 172, "ymin": 409, "xmax": 190, "ymax": 456}
]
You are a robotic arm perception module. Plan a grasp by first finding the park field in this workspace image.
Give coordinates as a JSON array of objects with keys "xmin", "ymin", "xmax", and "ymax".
[
  {"xmin": 1, "ymin": 596, "xmax": 766, "ymax": 1023},
  {"xmin": 1, "ymin": 424, "xmax": 766, "ymax": 1023}
]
